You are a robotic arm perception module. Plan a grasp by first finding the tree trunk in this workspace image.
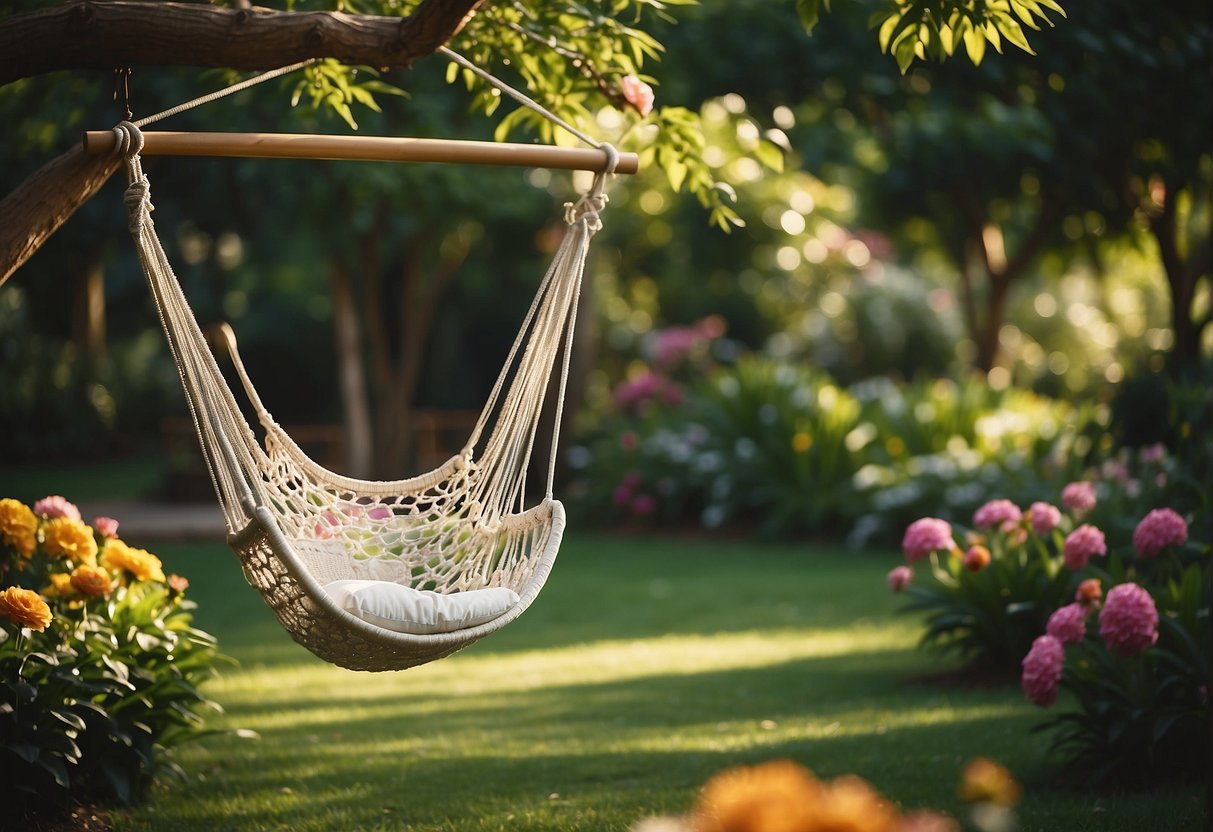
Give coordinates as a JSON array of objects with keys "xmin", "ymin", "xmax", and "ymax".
[
  {"xmin": 1150, "ymin": 186, "xmax": 1211, "ymax": 377},
  {"xmin": 73, "ymin": 245, "xmax": 109, "ymax": 371},
  {"xmin": 331, "ymin": 263, "xmax": 375, "ymax": 478}
]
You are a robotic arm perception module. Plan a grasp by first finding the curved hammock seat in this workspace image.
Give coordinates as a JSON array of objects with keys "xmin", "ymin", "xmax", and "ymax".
[{"xmin": 112, "ymin": 121, "xmax": 614, "ymax": 671}]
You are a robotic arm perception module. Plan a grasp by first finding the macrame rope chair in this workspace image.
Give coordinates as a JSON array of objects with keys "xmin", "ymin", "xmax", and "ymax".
[{"xmin": 109, "ymin": 61, "xmax": 621, "ymax": 672}]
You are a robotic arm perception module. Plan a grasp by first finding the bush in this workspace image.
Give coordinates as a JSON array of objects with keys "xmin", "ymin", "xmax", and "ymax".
[
  {"xmin": 0, "ymin": 496, "xmax": 228, "ymax": 810},
  {"xmin": 886, "ymin": 489, "xmax": 1096, "ymax": 671},
  {"xmin": 570, "ymin": 347, "xmax": 1096, "ymax": 544},
  {"xmin": 1021, "ymin": 507, "xmax": 1210, "ymax": 786}
]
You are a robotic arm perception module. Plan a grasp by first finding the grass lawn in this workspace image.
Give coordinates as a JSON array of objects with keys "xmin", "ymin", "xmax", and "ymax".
[{"xmin": 116, "ymin": 534, "xmax": 1203, "ymax": 832}]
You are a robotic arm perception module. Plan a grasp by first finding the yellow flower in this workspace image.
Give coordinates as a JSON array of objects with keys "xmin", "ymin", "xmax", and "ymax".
[
  {"xmin": 958, "ymin": 758, "xmax": 1021, "ymax": 807},
  {"xmin": 70, "ymin": 564, "xmax": 114, "ymax": 598},
  {"xmin": 0, "ymin": 586, "xmax": 53, "ymax": 632},
  {"xmin": 0, "ymin": 498, "xmax": 38, "ymax": 559},
  {"xmin": 100, "ymin": 539, "xmax": 166, "ymax": 583},
  {"xmin": 43, "ymin": 572, "xmax": 76, "ymax": 598},
  {"xmin": 42, "ymin": 517, "xmax": 99, "ymax": 566}
]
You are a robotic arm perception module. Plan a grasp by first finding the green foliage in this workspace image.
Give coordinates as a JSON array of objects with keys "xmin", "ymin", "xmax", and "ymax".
[
  {"xmin": 0, "ymin": 501, "xmax": 231, "ymax": 811},
  {"xmin": 1033, "ymin": 535, "xmax": 1210, "ymax": 786},
  {"xmin": 570, "ymin": 340, "xmax": 1095, "ymax": 541}
]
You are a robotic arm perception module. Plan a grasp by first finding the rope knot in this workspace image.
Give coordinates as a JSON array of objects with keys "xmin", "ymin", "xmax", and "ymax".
[
  {"xmin": 124, "ymin": 177, "xmax": 153, "ymax": 232},
  {"xmin": 564, "ymin": 191, "xmax": 609, "ymax": 232},
  {"xmin": 111, "ymin": 121, "xmax": 144, "ymax": 158}
]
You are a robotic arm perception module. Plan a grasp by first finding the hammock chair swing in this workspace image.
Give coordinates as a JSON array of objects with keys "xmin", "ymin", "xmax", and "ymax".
[{"xmin": 97, "ymin": 50, "xmax": 637, "ymax": 672}]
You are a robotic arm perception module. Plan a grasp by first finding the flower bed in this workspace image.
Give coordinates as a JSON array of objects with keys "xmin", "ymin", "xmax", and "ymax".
[{"xmin": 0, "ymin": 496, "xmax": 227, "ymax": 810}]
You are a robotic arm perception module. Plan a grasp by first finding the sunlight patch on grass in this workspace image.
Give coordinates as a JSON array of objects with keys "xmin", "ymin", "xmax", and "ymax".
[{"xmin": 212, "ymin": 625, "xmax": 914, "ymax": 709}]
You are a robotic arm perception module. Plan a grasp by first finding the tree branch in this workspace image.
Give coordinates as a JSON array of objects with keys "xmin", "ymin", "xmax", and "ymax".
[
  {"xmin": 0, "ymin": 0, "xmax": 482, "ymax": 86},
  {"xmin": 0, "ymin": 0, "xmax": 482, "ymax": 287}
]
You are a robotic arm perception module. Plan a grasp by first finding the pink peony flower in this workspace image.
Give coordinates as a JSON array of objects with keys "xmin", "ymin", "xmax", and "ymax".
[
  {"xmin": 1132, "ymin": 508, "xmax": 1188, "ymax": 559},
  {"xmin": 1021, "ymin": 634, "xmax": 1065, "ymax": 707},
  {"xmin": 901, "ymin": 518, "xmax": 957, "ymax": 564},
  {"xmin": 1075, "ymin": 578, "xmax": 1102, "ymax": 607},
  {"xmin": 620, "ymin": 431, "xmax": 639, "ymax": 451},
  {"xmin": 1099, "ymin": 583, "xmax": 1159, "ymax": 656},
  {"xmin": 887, "ymin": 565, "xmax": 913, "ymax": 593},
  {"xmin": 92, "ymin": 516, "xmax": 120, "ymax": 539},
  {"xmin": 619, "ymin": 75, "xmax": 655, "ymax": 117},
  {"xmin": 34, "ymin": 495, "xmax": 81, "ymax": 521},
  {"xmin": 1063, "ymin": 524, "xmax": 1107, "ymax": 570},
  {"xmin": 1061, "ymin": 481, "xmax": 1096, "ymax": 514},
  {"xmin": 973, "ymin": 499, "xmax": 1022, "ymax": 530},
  {"xmin": 1046, "ymin": 603, "xmax": 1088, "ymax": 645},
  {"xmin": 1027, "ymin": 502, "xmax": 1061, "ymax": 537}
]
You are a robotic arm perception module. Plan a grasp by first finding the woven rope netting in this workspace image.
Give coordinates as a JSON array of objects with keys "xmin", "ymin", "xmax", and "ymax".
[{"xmin": 114, "ymin": 119, "xmax": 612, "ymax": 671}]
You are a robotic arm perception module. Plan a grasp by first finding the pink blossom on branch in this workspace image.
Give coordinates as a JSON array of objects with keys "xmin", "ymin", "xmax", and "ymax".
[
  {"xmin": 1132, "ymin": 508, "xmax": 1188, "ymax": 558},
  {"xmin": 1099, "ymin": 583, "xmax": 1159, "ymax": 656},
  {"xmin": 1063, "ymin": 524, "xmax": 1107, "ymax": 570},
  {"xmin": 1046, "ymin": 603, "xmax": 1088, "ymax": 645},
  {"xmin": 1061, "ymin": 481, "xmax": 1096, "ymax": 514},
  {"xmin": 1027, "ymin": 502, "xmax": 1061, "ymax": 537},
  {"xmin": 972, "ymin": 499, "xmax": 1022, "ymax": 530},
  {"xmin": 1021, "ymin": 634, "xmax": 1065, "ymax": 707},
  {"xmin": 901, "ymin": 517, "xmax": 957, "ymax": 564},
  {"xmin": 619, "ymin": 75, "xmax": 655, "ymax": 117}
]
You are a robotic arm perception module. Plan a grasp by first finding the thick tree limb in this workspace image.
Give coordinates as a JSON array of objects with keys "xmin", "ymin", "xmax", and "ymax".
[
  {"xmin": 0, "ymin": 0, "xmax": 481, "ymax": 86},
  {"xmin": 0, "ymin": 0, "xmax": 482, "ymax": 287},
  {"xmin": 0, "ymin": 146, "xmax": 120, "ymax": 286}
]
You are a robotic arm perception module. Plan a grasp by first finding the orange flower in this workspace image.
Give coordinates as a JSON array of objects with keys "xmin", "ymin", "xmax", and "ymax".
[
  {"xmin": 100, "ymin": 539, "xmax": 165, "ymax": 583},
  {"xmin": 958, "ymin": 758, "xmax": 1021, "ymax": 807},
  {"xmin": 962, "ymin": 545, "xmax": 991, "ymax": 572},
  {"xmin": 70, "ymin": 564, "xmax": 113, "ymax": 598},
  {"xmin": 812, "ymin": 774, "xmax": 900, "ymax": 832},
  {"xmin": 0, "ymin": 498, "xmax": 38, "ymax": 559},
  {"xmin": 0, "ymin": 586, "xmax": 53, "ymax": 632},
  {"xmin": 42, "ymin": 517, "xmax": 99, "ymax": 566},
  {"xmin": 693, "ymin": 759, "xmax": 822, "ymax": 832}
]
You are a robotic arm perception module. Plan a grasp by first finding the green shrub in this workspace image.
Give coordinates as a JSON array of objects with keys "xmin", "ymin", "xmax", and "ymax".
[{"xmin": 0, "ymin": 497, "xmax": 228, "ymax": 810}]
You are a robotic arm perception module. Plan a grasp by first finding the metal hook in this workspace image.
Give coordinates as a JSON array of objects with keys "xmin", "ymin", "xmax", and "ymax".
[{"xmin": 114, "ymin": 68, "xmax": 133, "ymax": 121}]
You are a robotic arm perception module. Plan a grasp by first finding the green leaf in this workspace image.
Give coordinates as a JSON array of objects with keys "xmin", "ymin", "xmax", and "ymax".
[
  {"xmin": 963, "ymin": 24, "xmax": 988, "ymax": 63},
  {"xmin": 797, "ymin": 0, "xmax": 823, "ymax": 34}
]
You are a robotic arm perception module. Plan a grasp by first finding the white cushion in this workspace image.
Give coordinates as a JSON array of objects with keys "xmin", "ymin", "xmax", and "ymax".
[{"xmin": 321, "ymin": 579, "xmax": 520, "ymax": 635}]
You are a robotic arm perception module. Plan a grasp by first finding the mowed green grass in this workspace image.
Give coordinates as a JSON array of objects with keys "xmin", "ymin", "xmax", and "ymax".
[{"xmin": 118, "ymin": 535, "xmax": 1204, "ymax": 832}]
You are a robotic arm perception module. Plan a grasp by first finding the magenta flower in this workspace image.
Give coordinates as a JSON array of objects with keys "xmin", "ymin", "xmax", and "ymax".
[
  {"xmin": 1139, "ymin": 443, "xmax": 1167, "ymax": 464},
  {"xmin": 1132, "ymin": 508, "xmax": 1188, "ymax": 559},
  {"xmin": 1063, "ymin": 524, "xmax": 1107, "ymax": 570},
  {"xmin": 652, "ymin": 326, "xmax": 703, "ymax": 369},
  {"xmin": 1046, "ymin": 603, "xmax": 1088, "ymax": 645},
  {"xmin": 887, "ymin": 565, "xmax": 913, "ymax": 593},
  {"xmin": 1021, "ymin": 634, "xmax": 1065, "ymax": 707},
  {"xmin": 1061, "ymin": 481, "xmax": 1096, "ymax": 514},
  {"xmin": 619, "ymin": 75, "xmax": 655, "ymax": 117},
  {"xmin": 34, "ymin": 495, "xmax": 81, "ymax": 521},
  {"xmin": 1099, "ymin": 583, "xmax": 1159, "ymax": 656},
  {"xmin": 972, "ymin": 499, "xmax": 1022, "ymax": 530},
  {"xmin": 1027, "ymin": 502, "xmax": 1061, "ymax": 537},
  {"xmin": 92, "ymin": 516, "xmax": 120, "ymax": 539},
  {"xmin": 901, "ymin": 518, "xmax": 956, "ymax": 564},
  {"xmin": 630, "ymin": 494, "xmax": 657, "ymax": 517},
  {"xmin": 612, "ymin": 486, "xmax": 632, "ymax": 508}
]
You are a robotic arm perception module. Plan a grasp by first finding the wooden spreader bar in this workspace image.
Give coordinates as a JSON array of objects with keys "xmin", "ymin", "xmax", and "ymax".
[{"xmin": 83, "ymin": 131, "xmax": 638, "ymax": 174}]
